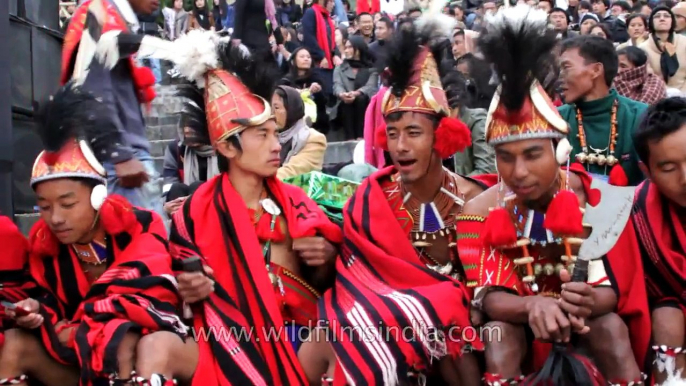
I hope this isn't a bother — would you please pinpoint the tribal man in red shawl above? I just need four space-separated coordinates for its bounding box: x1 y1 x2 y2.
0 84 193 386
456 6 651 386
318 7 491 385
93 27 344 385
0 216 39 345
631 97 686 384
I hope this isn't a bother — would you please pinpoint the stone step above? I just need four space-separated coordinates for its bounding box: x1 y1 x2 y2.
150 139 176 159
15 213 40 236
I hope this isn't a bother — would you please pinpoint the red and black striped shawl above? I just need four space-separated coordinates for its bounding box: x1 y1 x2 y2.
169 174 342 386
27 196 186 386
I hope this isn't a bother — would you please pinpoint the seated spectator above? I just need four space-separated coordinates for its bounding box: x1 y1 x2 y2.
189 0 214 30
162 91 219 215
163 0 189 40
272 86 327 179
335 25 349 60
640 6 686 93
277 0 303 25
590 22 614 41
674 2 686 36
301 0 341 99
368 16 393 68
617 14 649 49
355 12 376 44
280 47 331 134
615 46 667 104
441 68 496 176
332 36 378 140
579 13 600 34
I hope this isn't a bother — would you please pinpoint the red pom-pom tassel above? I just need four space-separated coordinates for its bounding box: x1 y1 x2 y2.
543 190 583 236
374 124 388 151
608 164 628 186
482 207 518 248
132 65 156 88
434 117 472 159
99 195 138 236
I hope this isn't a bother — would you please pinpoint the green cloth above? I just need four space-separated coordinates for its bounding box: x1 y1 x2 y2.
558 89 647 186
452 107 496 176
283 172 360 224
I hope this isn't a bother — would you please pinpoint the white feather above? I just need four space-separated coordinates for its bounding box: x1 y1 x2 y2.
414 0 456 40
659 355 686 386
485 4 549 34
94 30 122 71
165 29 222 88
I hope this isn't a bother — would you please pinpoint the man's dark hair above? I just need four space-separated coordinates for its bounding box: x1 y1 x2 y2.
453 28 465 38
357 12 373 21
560 35 618 86
384 111 441 128
539 0 554 8
217 135 243 173
617 46 648 67
591 0 609 9
633 97 686 166
590 22 613 39
579 0 592 10
377 16 394 29
612 1 631 12
408 7 423 17
550 7 569 18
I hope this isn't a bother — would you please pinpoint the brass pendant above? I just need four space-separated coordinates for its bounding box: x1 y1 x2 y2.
597 154 607 166
587 153 598 165
606 155 618 166
534 263 542 276
543 263 555 276
575 152 588 163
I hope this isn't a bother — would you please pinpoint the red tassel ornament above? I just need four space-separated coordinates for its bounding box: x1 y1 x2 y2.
375 124 388 151
608 164 628 186
433 117 472 159
482 207 518 248
132 66 157 104
543 190 583 236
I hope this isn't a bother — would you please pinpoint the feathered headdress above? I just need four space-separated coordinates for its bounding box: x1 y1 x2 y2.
31 82 109 188
377 0 472 159
94 29 281 145
479 5 570 155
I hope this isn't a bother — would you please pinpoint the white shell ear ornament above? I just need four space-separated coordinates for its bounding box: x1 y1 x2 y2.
90 184 108 211
556 137 573 165
260 198 281 216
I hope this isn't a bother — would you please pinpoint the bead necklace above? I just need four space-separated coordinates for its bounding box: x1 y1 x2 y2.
574 99 619 169
400 169 465 277
72 238 108 266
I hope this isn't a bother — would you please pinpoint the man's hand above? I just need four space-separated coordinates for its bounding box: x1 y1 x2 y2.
310 82 322 94
663 42 676 56
340 92 355 104
164 196 187 215
320 58 329 68
333 55 343 66
559 268 593 334
293 237 337 266
55 320 77 346
10 299 43 329
178 265 215 304
526 296 571 343
114 158 149 188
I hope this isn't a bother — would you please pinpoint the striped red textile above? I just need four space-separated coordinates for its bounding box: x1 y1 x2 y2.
27 196 185 386
169 174 341 386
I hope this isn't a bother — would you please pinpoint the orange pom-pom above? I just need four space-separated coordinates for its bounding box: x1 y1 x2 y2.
99 195 138 236
434 117 472 159
482 207 518 248
608 164 628 186
544 190 583 236
375 124 388 151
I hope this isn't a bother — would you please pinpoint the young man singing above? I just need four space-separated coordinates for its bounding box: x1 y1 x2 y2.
0 85 193 386
457 6 650 385
318 7 491 385
631 97 686 383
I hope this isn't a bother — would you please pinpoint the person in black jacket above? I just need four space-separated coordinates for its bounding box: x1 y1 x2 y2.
232 0 276 51
276 0 303 25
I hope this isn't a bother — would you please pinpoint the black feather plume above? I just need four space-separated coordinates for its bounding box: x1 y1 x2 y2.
217 44 281 101
176 82 211 146
34 82 116 152
441 67 470 110
383 25 422 97
477 7 558 112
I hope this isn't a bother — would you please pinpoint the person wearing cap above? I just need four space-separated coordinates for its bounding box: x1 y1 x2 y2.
93 28 345 384
639 5 686 93
457 6 649 385
672 1 686 36
0 84 193 386
558 35 647 186
579 12 600 34
320 4 490 385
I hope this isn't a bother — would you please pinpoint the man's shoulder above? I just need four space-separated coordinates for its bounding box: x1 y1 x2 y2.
617 93 648 113
461 184 499 218
557 103 576 118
